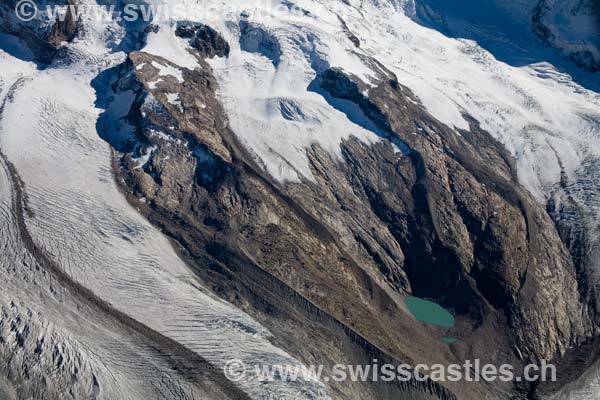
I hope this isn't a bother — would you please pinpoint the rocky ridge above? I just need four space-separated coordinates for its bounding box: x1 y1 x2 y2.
0 0 599 399
102 19 599 399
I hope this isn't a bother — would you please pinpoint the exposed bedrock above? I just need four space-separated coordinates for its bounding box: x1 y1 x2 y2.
99 23 600 400
0 0 78 63
175 21 231 59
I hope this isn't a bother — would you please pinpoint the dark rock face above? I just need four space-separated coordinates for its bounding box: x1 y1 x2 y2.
175 22 230 58
0 0 77 63
338 16 361 48
130 50 233 163
315 65 595 362
48 0 78 47
102 23 599 400
106 35 458 399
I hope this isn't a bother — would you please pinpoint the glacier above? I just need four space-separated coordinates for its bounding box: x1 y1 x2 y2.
0 0 599 398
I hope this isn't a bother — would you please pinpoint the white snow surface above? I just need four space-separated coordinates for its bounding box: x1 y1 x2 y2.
0 56 329 400
134 0 599 200
166 92 183 110
150 60 185 83
0 154 216 400
329 0 599 200
143 23 200 69
538 0 600 63
0 2 330 399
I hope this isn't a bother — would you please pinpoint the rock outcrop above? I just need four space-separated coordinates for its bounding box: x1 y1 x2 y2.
0 0 78 63
105 23 598 399
3 0 598 398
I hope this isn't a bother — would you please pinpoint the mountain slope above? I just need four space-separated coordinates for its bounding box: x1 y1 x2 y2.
0 0 599 399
